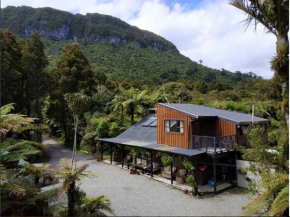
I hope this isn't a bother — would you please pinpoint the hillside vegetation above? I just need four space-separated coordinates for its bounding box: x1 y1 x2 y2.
1 6 261 86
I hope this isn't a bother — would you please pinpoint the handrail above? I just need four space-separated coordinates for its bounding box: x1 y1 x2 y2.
192 135 235 154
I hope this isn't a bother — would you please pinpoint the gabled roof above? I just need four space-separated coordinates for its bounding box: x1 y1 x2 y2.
159 103 268 125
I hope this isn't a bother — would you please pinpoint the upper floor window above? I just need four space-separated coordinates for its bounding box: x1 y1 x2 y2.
165 120 184 133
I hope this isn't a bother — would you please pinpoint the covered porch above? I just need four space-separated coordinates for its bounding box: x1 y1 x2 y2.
98 138 236 195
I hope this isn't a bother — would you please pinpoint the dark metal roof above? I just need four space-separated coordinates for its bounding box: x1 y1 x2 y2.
159 103 268 124
98 137 205 157
98 114 205 157
117 115 157 142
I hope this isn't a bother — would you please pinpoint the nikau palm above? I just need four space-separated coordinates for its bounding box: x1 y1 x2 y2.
229 0 289 122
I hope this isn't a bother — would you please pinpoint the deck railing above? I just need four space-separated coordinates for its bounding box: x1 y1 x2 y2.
192 135 236 154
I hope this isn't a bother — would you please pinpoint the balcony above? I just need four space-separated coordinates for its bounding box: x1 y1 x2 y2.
192 135 236 154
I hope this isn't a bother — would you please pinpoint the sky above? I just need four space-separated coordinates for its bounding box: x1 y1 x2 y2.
2 0 277 79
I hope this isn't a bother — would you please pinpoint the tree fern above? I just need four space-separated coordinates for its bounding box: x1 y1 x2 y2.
269 185 289 216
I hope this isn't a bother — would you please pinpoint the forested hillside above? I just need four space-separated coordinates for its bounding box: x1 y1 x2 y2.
1 6 261 86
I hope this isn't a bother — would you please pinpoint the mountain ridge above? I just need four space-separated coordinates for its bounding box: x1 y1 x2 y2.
1 6 177 52
1 6 261 86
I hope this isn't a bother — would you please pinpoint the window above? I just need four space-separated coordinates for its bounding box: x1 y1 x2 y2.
165 120 184 133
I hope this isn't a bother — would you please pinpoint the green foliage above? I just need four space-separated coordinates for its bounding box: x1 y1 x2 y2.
1 139 46 164
53 159 114 217
109 122 120 138
0 30 24 112
238 126 289 216
161 154 173 167
21 31 49 118
182 159 194 172
97 119 110 138
185 175 196 187
1 166 60 216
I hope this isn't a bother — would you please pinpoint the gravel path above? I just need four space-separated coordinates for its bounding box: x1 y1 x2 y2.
43 137 253 216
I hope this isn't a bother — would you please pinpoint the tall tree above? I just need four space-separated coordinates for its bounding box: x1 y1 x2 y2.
229 0 289 123
45 43 95 145
0 30 23 111
64 92 89 166
21 32 48 118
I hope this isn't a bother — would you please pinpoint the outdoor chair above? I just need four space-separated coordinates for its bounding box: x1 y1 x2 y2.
161 166 176 179
176 169 186 183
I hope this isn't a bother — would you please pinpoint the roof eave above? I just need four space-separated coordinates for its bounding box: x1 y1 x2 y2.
158 103 199 118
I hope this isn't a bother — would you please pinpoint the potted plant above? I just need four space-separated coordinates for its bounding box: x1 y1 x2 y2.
161 154 173 167
237 168 247 175
130 163 136 174
185 175 197 196
182 159 194 177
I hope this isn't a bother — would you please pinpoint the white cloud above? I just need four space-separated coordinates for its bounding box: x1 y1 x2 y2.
2 0 276 78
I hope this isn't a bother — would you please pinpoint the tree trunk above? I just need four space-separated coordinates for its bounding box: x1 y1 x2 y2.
130 106 134 125
68 181 76 217
121 105 124 121
276 34 289 57
71 116 78 167
276 34 289 125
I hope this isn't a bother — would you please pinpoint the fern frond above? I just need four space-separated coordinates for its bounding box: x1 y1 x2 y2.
0 200 14 214
0 103 15 115
269 185 289 216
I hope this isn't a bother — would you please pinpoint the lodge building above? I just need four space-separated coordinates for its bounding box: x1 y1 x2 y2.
98 103 268 194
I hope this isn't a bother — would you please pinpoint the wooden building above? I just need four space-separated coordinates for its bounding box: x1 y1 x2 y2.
99 103 268 195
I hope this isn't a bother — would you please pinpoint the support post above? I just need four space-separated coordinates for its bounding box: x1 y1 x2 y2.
213 157 217 194
229 153 233 185
220 137 222 152
214 137 216 154
150 151 153 177
121 145 124 168
194 158 198 196
170 155 174 185
110 144 113 164
100 142 103 161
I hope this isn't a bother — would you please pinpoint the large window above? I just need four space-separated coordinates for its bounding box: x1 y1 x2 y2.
164 120 184 133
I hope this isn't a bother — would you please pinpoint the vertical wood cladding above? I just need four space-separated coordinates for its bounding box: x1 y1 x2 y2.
157 105 239 149
215 119 237 136
157 105 192 149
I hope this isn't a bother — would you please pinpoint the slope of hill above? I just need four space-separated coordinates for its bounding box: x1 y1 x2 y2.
1 6 261 86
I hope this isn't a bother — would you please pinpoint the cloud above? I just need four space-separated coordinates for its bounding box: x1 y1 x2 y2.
2 0 276 78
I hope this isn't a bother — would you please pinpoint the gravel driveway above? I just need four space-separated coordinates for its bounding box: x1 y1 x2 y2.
43 137 253 216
